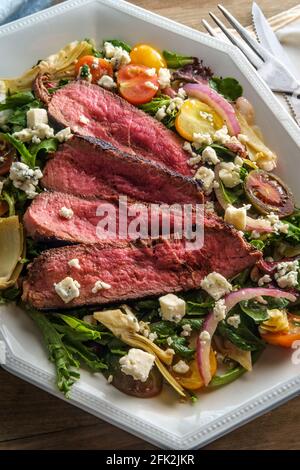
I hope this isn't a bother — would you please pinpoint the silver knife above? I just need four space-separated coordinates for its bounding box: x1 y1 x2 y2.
252 1 300 126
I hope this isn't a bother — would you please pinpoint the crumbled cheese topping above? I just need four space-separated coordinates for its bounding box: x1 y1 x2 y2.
200 272 232 300
258 274 272 287
92 280 112 293
119 348 155 382
199 111 213 122
193 132 213 146
9 162 43 199
227 314 241 329
68 258 81 269
98 74 117 90
59 206 74 219
199 330 211 342
218 161 241 188
274 260 299 288
201 146 219 165
79 114 90 124
224 205 249 231
194 166 215 194
157 68 171 88
107 374 113 384
177 87 187 99
159 293 186 323
27 108 48 128
145 68 156 77
213 125 230 144
55 127 73 143
180 323 192 337
139 321 150 338
213 299 227 321
266 212 289 234
144 81 159 91
13 123 55 143
204 201 215 214
148 332 158 342
155 105 167 121
103 42 131 69
54 277 80 303
166 336 173 345
173 360 190 374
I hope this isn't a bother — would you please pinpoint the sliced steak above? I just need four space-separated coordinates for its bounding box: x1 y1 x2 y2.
42 136 203 205
24 191 190 244
22 224 261 310
47 80 192 175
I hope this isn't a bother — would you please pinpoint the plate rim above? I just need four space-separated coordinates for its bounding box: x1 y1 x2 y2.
0 0 300 450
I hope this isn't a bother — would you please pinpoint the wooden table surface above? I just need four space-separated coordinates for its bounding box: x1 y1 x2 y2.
1 0 300 451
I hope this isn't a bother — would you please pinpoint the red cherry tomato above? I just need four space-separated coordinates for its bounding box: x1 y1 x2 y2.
75 56 113 83
117 64 159 105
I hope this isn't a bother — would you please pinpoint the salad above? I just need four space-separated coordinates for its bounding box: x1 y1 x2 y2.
0 38 300 402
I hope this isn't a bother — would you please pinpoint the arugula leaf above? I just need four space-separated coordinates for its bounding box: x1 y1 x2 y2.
103 39 132 53
28 310 80 396
162 50 195 69
139 95 171 115
219 180 239 205
209 77 243 101
55 314 103 341
240 166 248 181
1 190 16 216
250 239 265 251
209 350 262 387
0 286 20 305
29 137 58 159
0 91 35 111
64 340 107 372
0 133 35 167
48 79 71 94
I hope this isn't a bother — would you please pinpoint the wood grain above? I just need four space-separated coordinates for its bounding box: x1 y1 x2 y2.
1 0 299 451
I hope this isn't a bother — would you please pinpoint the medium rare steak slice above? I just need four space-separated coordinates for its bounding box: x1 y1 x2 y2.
22 224 261 310
47 80 192 175
42 136 203 205
24 191 190 244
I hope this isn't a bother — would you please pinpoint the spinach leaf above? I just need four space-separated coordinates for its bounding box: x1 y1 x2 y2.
55 314 104 341
162 50 195 69
0 91 35 111
186 300 213 315
103 39 132 53
28 309 80 396
209 77 243 101
264 297 290 310
217 318 265 351
239 299 269 323
180 317 204 331
150 321 176 337
168 335 195 359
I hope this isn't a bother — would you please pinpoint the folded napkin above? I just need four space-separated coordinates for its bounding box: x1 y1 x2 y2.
0 0 51 25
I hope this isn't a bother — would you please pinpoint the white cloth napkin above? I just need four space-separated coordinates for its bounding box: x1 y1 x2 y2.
276 19 300 80
0 0 23 24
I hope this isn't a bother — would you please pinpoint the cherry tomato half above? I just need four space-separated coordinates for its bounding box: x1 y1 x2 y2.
245 169 294 218
260 315 300 348
172 350 217 391
75 56 113 83
130 44 166 70
117 64 159 105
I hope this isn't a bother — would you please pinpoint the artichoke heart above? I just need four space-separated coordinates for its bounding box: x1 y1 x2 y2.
0 40 93 92
236 110 277 171
93 308 186 397
259 309 290 334
0 216 24 288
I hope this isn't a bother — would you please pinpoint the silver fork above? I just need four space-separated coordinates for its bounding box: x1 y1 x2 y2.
202 4 300 99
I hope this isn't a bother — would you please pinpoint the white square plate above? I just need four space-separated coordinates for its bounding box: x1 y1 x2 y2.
0 0 300 450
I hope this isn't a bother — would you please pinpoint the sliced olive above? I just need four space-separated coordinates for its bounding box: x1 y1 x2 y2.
111 365 163 398
0 140 15 176
0 201 8 216
244 170 294 218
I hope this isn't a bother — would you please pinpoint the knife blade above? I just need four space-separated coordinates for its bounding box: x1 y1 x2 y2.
252 2 300 126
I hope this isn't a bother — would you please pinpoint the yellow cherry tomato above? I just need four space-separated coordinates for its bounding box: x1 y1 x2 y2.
130 44 167 70
173 350 217 391
175 98 224 142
